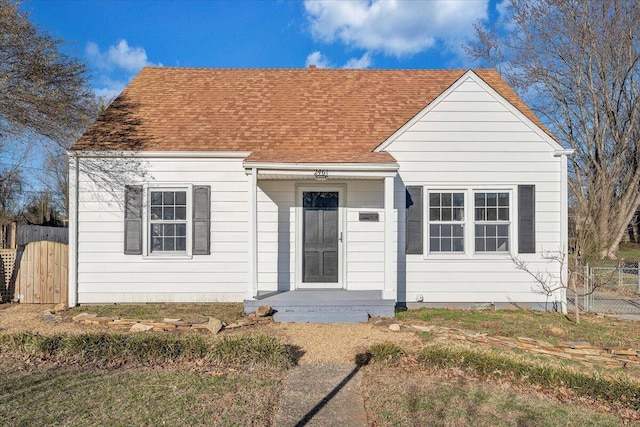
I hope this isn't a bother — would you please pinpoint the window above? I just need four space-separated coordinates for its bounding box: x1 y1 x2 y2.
474 192 510 252
149 190 187 253
123 185 210 256
428 192 465 253
404 186 533 257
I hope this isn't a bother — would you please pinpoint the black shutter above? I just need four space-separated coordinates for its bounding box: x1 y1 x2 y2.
406 186 423 254
193 186 211 255
124 185 143 255
518 185 536 253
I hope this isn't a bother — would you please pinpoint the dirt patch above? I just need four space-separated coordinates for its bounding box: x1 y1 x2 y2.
256 322 422 364
361 360 638 426
0 304 104 334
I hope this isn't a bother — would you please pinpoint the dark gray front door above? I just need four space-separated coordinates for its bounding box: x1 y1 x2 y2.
303 191 339 283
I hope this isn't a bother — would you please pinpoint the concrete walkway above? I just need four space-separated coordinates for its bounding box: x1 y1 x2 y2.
274 362 369 427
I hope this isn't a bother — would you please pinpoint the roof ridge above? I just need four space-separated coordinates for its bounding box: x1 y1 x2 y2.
140 66 477 72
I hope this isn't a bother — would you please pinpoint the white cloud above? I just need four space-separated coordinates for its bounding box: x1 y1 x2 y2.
305 51 332 68
86 39 156 72
343 52 372 69
93 77 127 102
86 39 160 102
304 0 488 58
305 51 373 69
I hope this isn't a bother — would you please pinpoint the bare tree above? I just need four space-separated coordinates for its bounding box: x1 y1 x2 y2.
0 0 95 144
512 252 599 324
467 0 640 259
0 0 97 220
0 166 23 221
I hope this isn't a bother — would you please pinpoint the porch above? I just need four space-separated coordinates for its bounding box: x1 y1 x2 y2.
244 290 396 323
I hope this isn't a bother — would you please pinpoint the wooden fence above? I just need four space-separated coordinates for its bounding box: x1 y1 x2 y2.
17 224 68 246
13 241 68 304
0 249 16 301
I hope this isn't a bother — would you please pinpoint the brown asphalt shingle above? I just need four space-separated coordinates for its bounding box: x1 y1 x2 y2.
74 67 552 163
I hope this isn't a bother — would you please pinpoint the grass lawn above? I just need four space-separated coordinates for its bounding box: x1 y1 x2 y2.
616 243 640 260
396 307 640 348
0 363 282 427
362 364 633 427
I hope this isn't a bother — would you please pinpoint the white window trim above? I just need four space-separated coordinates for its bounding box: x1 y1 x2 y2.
426 190 467 255
422 185 518 259
473 189 513 254
142 183 193 259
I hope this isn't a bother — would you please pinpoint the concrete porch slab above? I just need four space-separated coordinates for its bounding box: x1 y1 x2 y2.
244 290 395 323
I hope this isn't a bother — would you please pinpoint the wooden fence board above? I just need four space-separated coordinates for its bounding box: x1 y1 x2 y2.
14 241 68 304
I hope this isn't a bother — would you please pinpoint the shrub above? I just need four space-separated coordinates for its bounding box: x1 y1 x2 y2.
0 332 293 369
369 342 404 364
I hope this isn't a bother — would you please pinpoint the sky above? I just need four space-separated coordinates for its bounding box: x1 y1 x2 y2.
9 0 506 201
20 0 506 100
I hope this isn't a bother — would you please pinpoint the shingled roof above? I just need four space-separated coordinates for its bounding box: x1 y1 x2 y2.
73 67 550 163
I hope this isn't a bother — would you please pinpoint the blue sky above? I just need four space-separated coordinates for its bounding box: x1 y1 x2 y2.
21 0 504 100
9 0 505 199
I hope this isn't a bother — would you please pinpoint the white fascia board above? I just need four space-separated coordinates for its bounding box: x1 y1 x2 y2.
255 169 398 179
375 70 564 153
243 162 399 172
68 151 251 159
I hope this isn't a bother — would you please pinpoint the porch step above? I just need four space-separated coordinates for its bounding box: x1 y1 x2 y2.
244 290 396 323
274 310 369 323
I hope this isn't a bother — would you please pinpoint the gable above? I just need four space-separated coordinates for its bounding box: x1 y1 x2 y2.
377 70 561 154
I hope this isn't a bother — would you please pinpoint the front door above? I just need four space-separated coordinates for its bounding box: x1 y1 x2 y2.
301 190 342 288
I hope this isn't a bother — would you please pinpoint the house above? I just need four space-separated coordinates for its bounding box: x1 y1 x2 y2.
68 67 572 321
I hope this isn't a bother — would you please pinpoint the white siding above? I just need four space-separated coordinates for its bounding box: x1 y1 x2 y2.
386 75 564 306
76 157 249 303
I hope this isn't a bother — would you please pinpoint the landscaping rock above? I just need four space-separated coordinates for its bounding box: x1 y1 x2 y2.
207 317 223 334
255 305 273 317
412 325 435 332
72 312 97 322
388 323 401 332
54 303 67 313
130 323 153 333
43 312 62 323
548 326 566 336
163 318 181 323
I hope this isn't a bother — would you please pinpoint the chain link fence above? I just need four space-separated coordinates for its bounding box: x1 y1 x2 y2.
575 260 640 314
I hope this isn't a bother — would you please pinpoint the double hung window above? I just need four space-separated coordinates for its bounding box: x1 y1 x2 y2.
149 190 188 253
123 184 211 257
428 192 465 253
474 192 510 252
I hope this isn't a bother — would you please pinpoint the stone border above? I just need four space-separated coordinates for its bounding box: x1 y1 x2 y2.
70 306 274 334
411 324 640 368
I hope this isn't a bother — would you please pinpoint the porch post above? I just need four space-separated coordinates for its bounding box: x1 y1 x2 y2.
383 175 395 300
247 167 258 299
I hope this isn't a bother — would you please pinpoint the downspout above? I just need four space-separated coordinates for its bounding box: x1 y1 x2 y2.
555 149 574 314
248 167 258 299
67 152 80 307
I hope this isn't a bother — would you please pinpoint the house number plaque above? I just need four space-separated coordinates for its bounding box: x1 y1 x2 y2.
314 169 328 179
